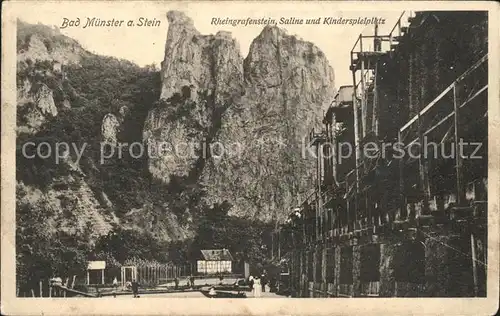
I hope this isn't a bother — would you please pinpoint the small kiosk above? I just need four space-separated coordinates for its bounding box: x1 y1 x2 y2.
87 260 106 285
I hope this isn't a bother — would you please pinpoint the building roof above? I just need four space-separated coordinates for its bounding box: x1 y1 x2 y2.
87 261 106 270
334 85 354 105
200 249 233 261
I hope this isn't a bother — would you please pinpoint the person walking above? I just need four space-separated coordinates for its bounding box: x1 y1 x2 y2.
189 275 195 289
131 279 140 298
252 277 262 298
261 272 267 293
112 277 118 298
248 275 254 291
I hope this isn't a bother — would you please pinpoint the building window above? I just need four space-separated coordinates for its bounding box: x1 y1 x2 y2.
360 243 381 282
340 246 353 284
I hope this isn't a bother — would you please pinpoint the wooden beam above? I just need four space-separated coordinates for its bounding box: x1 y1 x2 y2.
361 58 367 138
454 85 465 204
398 131 406 220
372 62 378 136
471 233 479 296
351 69 360 233
417 78 430 215
404 84 488 147
401 54 488 133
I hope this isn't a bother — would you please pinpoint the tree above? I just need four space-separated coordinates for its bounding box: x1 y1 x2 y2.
93 228 168 263
16 190 91 296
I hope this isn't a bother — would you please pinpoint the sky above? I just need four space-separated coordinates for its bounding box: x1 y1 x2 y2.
12 1 407 87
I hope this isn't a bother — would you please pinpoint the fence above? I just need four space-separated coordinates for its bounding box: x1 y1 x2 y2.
120 263 192 287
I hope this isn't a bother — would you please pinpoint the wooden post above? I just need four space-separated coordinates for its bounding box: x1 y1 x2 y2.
31 289 35 298
101 269 105 285
372 62 378 136
40 280 43 297
398 131 405 220
471 233 479 296
87 270 90 285
453 85 465 204
331 113 338 185
71 275 76 289
417 81 431 217
316 144 321 242
278 230 281 260
352 65 361 232
360 49 366 138
49 283 52 298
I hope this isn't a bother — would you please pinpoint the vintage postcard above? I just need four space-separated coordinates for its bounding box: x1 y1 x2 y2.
1 1 499 315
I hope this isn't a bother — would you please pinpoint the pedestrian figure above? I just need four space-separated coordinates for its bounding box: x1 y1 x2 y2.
174 277 179 290
112 277 118 298
131 280 139 298
248 275 254 290
189 275 195 288
253 277 262 298
261 272 267 293
208 286 216 298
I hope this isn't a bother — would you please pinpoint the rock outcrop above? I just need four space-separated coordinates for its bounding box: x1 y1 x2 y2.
16 20 190 245
144 11 335 221
160 11 244 101
101 113 121 145
122 203 193 242
17 20 86 65
18 83 58 134
16 176 117 244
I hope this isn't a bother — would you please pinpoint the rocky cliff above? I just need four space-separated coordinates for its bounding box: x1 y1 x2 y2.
16 11 336 250
144 11 335 221
16 21 116 244
16 20 188 246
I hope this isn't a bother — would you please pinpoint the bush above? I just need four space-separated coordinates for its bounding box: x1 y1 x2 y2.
93 228 169 264
16 196 91 294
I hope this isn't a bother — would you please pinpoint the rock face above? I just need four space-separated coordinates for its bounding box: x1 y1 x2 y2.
144 11 335 221
160 11 244 101
16 20 190 245
16 176 116 244
101 113 121 145
18 83 58 134
17 21 86 65
16 21 87 134
122 203 192 242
